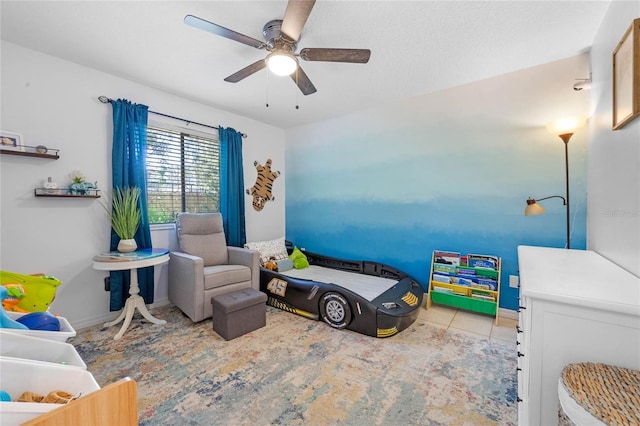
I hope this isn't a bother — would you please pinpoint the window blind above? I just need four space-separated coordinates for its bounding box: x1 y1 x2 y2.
146 126 220 224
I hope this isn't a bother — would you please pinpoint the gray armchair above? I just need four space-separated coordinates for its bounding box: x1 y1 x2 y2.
168 212 259 322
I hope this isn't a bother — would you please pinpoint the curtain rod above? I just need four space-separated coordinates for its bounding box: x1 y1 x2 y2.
98 96 247 138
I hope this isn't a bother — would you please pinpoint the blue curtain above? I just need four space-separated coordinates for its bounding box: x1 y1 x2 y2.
219 127 246 247
109 99 154 311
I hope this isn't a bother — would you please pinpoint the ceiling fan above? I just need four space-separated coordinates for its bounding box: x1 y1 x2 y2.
184 0 371 95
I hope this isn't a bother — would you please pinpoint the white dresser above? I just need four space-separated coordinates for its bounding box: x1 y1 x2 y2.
516 245 640 426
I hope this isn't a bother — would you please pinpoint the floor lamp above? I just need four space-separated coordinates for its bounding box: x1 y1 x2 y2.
525 116 586 250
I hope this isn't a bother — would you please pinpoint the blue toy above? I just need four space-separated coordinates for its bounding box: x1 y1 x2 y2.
0 390 11 402
0 287 28 330
16 311 60 331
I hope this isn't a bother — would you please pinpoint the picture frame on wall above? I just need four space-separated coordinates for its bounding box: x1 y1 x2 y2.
0 130 25 152
613 18 640 130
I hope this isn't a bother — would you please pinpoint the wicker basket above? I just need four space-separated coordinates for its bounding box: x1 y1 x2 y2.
558 362 640 425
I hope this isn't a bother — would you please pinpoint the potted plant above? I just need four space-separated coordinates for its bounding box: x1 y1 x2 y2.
107 186 141 252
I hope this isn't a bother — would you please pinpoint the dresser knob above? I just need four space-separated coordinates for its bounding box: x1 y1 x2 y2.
516 326 522 333
517 351 525 357
517 397 523 403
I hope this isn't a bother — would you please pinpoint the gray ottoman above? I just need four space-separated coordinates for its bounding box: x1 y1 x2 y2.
211 288 267 340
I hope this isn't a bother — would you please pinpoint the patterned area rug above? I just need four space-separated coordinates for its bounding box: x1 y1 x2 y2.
72 304 517 425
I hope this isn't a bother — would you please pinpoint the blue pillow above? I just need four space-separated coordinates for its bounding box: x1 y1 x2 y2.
276 258 294 272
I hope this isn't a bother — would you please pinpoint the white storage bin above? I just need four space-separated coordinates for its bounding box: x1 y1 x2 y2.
5 311 76 342
0 330 86 369
0 358 100 426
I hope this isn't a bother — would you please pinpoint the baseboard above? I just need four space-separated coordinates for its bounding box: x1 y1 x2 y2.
72 313 119 331
423 292 519 321
72 298 173 331
150 297 171 309
499 308 518 321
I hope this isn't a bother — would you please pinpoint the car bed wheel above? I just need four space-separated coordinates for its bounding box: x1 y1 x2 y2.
320 292 351 329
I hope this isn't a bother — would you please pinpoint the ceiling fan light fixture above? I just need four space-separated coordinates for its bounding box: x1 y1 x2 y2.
185 0 371 95
266 50 298 76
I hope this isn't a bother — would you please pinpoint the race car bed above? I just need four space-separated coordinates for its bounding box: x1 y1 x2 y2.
259 251 423 338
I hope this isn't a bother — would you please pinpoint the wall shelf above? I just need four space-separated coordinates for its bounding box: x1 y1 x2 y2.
1 146 60 159
34 188 101 198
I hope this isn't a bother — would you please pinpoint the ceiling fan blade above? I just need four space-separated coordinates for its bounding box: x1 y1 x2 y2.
290 66 317 95
224 60 267 83
185 15 266 50
280 0 316 42
300 48 371 63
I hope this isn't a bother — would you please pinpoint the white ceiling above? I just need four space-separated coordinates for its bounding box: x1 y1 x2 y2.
0 1 610 129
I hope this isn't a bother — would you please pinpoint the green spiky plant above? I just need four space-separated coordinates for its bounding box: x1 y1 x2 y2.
109 186 141 240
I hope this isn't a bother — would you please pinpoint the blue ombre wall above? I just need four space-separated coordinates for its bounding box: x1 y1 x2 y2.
285 55 590 311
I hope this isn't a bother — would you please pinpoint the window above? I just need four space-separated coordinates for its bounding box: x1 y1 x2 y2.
146 125 220 224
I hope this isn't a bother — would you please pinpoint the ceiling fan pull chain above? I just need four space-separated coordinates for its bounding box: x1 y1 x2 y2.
295 68 300 110
265 68 270 108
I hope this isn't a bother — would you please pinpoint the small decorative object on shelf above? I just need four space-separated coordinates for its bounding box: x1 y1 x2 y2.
43 177 58 194
68 170 85 184
67 170 98 195
0 130 23 151
68 181 98 195
426 250 502 324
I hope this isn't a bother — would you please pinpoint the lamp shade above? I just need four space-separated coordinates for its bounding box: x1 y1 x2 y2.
525 198 546 216
266 50 298 76
545 116 587 137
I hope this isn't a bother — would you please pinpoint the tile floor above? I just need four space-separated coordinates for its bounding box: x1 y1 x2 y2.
422 303 518 346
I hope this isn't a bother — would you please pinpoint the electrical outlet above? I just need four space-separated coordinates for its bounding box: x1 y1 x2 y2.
509 275 519 288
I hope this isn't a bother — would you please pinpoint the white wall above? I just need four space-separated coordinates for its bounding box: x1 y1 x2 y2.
0 41 286 329
588 2 640 276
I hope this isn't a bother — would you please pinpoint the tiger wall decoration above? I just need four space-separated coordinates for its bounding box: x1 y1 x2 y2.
247 159 280 211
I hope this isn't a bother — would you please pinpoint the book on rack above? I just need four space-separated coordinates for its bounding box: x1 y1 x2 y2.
467 254 499 270
432 274 452 284
433 263 457 275
471 289 496 301
434 251 460 266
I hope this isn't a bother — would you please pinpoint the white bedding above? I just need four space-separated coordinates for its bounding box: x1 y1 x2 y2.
280 265 397 302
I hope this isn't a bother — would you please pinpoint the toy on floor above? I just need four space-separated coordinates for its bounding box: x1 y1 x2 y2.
0 286 28 329
1 270 62 312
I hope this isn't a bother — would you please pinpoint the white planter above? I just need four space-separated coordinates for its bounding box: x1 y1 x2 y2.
117 238 137 252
